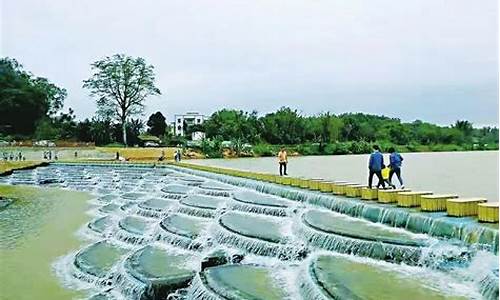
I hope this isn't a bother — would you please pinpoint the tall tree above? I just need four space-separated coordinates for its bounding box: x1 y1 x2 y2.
83 54 161 146
147 111 167 137
0 57 66 135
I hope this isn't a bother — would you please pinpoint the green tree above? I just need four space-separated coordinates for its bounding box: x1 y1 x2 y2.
260 107 305 144
0 57 66 135
83 54 161 146
147 111 167 137
204 109 260 143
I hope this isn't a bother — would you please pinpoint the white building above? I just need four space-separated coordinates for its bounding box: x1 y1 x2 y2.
173 112 207 137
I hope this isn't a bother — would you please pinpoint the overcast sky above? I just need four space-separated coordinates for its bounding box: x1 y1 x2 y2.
1 0 498 126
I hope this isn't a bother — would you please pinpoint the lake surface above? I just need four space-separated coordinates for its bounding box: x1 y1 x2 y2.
190 151 499 202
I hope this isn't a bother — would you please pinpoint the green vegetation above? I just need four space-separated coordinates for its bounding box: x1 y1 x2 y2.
0 58 67 137
1 56 497 156
198 108 498 156
0 161 47 175
83 54 161 146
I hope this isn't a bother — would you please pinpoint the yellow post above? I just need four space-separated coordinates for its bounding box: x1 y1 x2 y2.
361 188 378 200
299 178 310 189
447 198 487 217
345 184 365 198
308 178 324 190
378 189 411 203
290 177 302 187
397 191 433 207
421 194 459 212
478 203 499 223
281 177 292 185
319 181 335 193
331 181 347 193
333 182 355 195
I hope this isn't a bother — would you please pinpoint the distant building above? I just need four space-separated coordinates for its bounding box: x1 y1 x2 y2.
173 112 207 137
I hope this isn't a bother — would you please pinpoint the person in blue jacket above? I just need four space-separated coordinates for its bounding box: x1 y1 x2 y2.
388 147 404 188
368 145 385 189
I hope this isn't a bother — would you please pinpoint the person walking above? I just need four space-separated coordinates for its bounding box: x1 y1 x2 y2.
388 147 404 188
278 148 288 176
368 145 385 189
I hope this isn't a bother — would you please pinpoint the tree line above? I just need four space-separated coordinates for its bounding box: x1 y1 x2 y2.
1 56 498 155
198 108 498 156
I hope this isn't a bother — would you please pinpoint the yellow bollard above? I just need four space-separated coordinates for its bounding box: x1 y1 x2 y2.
345 184 366 198
319 181 335 193
299 178 310 189
281 177 292 185
420 194 459 212
377 189 411 203
333 182 355 195
447 198 487 217
290 177 302 187
267 174 278 183
397 191 433 207
361 188 378 200
478 203 499 223
308 178 324 190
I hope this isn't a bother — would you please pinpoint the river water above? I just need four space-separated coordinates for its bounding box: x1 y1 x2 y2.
189 151 499 202
0 161 497 299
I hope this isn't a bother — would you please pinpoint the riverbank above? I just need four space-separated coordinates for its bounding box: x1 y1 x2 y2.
0 161 49 176
2 141 498 161
248 142 499 158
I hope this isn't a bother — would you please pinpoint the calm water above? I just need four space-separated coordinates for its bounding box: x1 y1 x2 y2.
190 151 499 202
0 185 91 300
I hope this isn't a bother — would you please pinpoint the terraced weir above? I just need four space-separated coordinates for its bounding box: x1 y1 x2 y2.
0 162 497 300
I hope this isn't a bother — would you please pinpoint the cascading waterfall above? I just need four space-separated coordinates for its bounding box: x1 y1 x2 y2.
480 269 499 300
2 162 496 299
296 218 422 265
183 273 220 300
213 220 306 260
171 165 499 253
229 201 288 217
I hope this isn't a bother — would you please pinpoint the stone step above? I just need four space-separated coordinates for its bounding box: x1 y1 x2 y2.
397 191 433 207
332 182 357 195
420 194 459 212
361 188 378 200
345 184 366 198
378 189 411 203
447 198 487 217
478 202 499 223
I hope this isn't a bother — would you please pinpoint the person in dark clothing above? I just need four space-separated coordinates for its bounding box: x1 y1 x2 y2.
388 147 405 188
368 145 385 189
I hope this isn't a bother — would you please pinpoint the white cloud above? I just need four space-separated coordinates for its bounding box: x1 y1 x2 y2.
2 0 498 126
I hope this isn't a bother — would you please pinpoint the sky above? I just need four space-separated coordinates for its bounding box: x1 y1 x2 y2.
1 0 498 127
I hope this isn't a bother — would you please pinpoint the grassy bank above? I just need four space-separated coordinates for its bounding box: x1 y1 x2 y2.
0 161 48 175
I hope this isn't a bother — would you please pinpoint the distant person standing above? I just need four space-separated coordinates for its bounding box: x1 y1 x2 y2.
388 147 404 188
278 148 288 176
368 145 385 189
177 149 182 161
